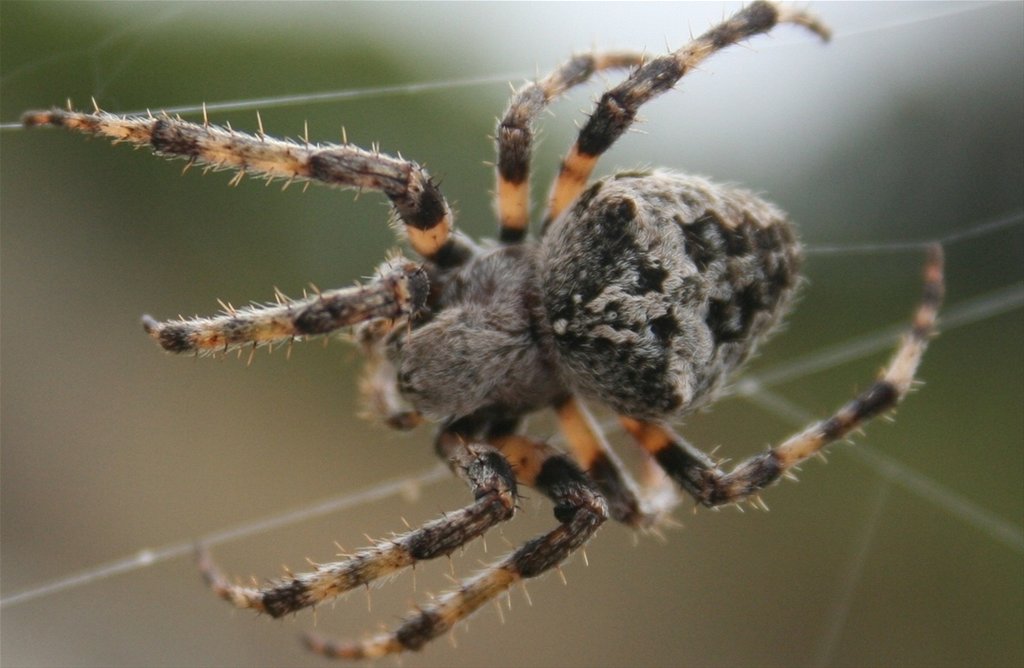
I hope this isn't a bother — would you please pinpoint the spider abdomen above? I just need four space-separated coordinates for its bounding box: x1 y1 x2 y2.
539 171 802 419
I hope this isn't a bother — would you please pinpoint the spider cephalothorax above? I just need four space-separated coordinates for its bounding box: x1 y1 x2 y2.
24 1 943 660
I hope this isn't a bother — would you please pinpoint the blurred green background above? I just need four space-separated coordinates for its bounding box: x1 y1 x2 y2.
2 3 1021 667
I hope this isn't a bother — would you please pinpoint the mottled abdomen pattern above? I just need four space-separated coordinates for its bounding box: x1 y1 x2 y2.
539 171 801 419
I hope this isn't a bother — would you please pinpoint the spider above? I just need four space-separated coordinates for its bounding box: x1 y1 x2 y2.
23 1 944 661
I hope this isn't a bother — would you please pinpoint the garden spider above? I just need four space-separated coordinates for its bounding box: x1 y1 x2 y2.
23 1 944 661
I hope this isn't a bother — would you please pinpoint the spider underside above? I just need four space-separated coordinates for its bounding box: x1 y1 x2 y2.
24 2 945 661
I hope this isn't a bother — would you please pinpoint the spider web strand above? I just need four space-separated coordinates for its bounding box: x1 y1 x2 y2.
0 72 527 131
740 388 1024 554
804 209 1023 255
0 464 449 609
739 282 1024 391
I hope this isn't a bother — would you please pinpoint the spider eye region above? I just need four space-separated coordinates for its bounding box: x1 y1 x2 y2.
539 170 802 419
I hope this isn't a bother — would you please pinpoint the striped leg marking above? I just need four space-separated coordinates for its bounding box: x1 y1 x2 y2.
623 245 944 507
22 107 472 265
541 0 830 229
496 51 646 243
555 396 672 527
305 439 607 659
141 261 429 356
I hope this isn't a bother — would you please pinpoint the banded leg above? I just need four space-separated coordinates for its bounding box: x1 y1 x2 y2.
197 433 517 618
305 437 607 660
22 107 472 266
623 245 944 507
142 261 429 355
496 51 646 242
555 396 673 527
542 0 830 229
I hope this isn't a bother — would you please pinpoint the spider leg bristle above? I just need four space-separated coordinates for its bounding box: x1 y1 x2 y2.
90 96 100 112
255 110 265 139
201 101 209 127
557 566 568 585
520 581 534 607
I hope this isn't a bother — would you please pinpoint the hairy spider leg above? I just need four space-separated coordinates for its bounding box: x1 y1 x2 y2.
496 51 646 243
197 432 518 618
622 245 944 507
304 435 607 660
140 261 429 355
21 108 474 267
540 0 830 231
555 396 676 528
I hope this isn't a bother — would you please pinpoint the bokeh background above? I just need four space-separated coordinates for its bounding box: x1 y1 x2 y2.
2 3 1021 667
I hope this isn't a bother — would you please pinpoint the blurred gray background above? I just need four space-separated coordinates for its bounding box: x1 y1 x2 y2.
2 3 1022 667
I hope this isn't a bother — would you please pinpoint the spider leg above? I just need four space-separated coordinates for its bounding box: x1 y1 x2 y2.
540 0 830 230
197 430 517 618
622 245 944 507
496 51 646 243
141 261 429 355
22 108 474 266
357 337 424 430
304 436 607 659
555 396 675 527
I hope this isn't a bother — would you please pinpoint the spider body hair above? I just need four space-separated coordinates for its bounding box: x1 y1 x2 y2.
392 170 799 424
